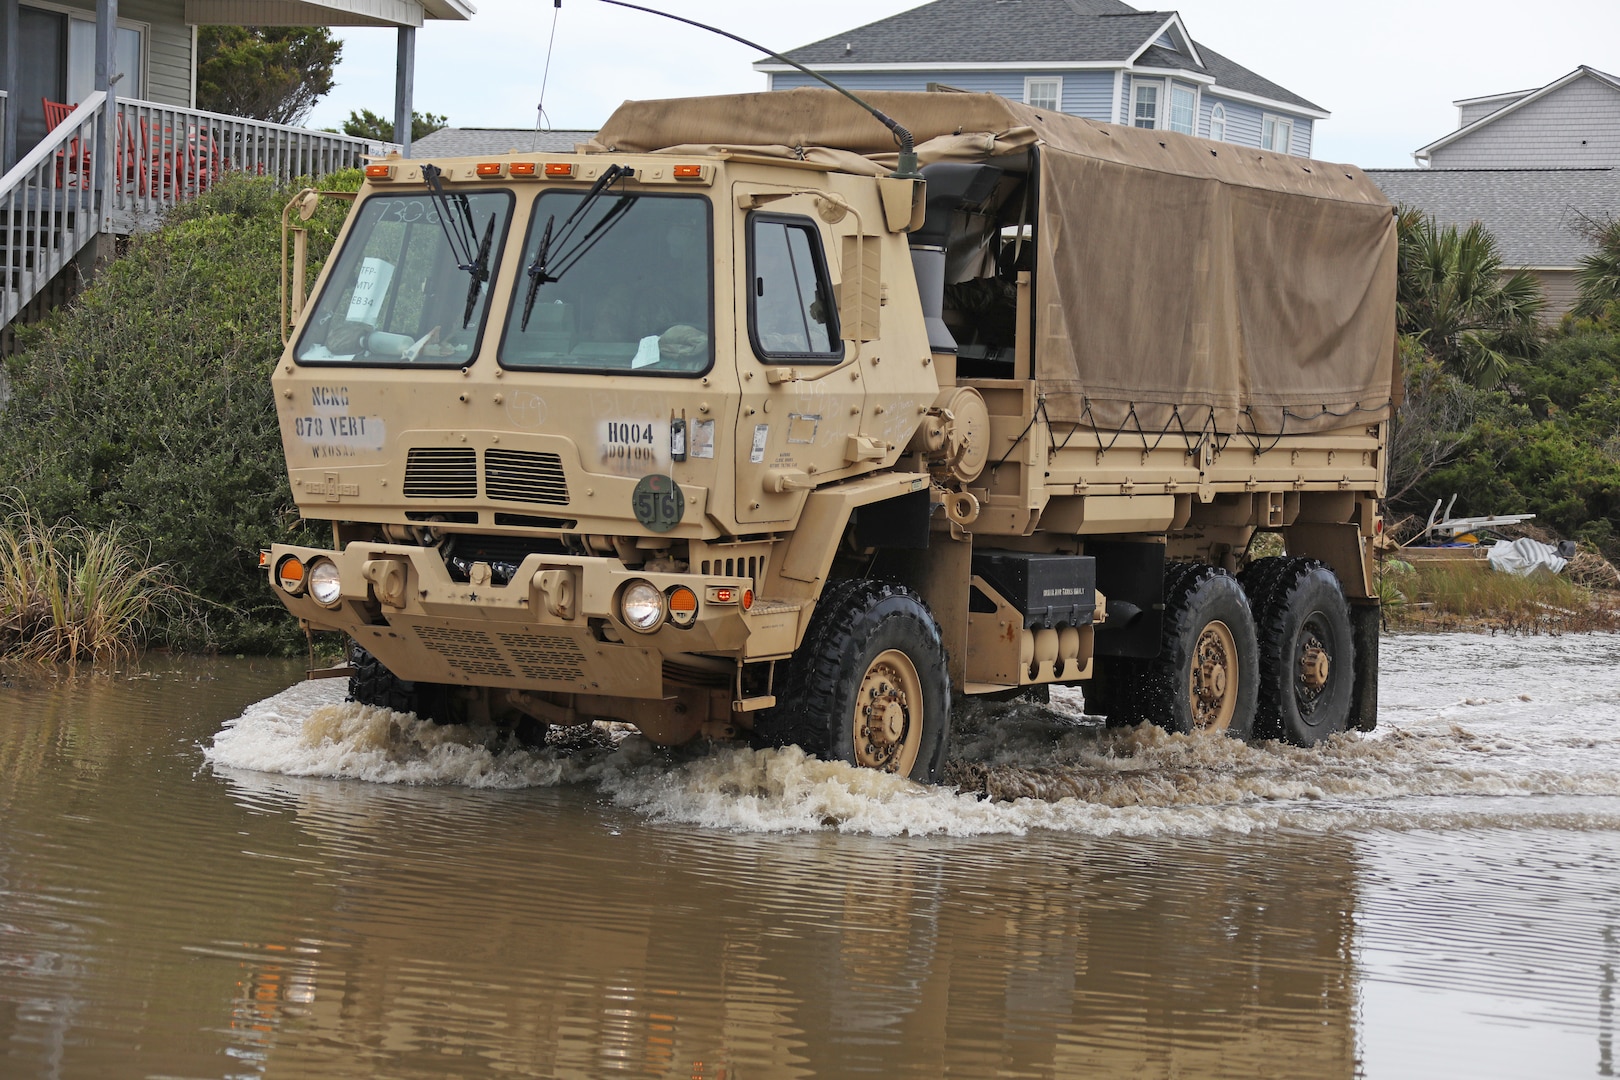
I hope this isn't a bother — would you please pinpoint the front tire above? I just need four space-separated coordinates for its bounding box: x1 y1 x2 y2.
1240 557 1355 746
347 640 456 724
754 580 951 783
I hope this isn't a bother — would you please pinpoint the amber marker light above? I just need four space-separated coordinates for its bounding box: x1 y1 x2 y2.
476 162 504 177
275 555 307 596
673 164 705 180
545 162 576 178
742 589 755 611
364 164 395 180
667 586 699 628
509 162 538 177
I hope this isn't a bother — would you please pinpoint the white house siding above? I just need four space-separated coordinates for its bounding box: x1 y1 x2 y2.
768 70 1116 120
1429 76 1620 168
50 0 191 106
1292 117 1313 156
1458 95 1525 128
1531 269 1581 322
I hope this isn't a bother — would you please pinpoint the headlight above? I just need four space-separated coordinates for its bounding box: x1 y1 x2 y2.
307 559 344 608
275 554 306 596
620 580 666 633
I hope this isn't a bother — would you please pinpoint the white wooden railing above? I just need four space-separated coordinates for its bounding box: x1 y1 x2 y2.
1 94 390 328
0 93 104 326
111 100 391 231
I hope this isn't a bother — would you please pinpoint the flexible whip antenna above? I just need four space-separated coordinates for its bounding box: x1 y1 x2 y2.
534 0 563 150
582 0 921 179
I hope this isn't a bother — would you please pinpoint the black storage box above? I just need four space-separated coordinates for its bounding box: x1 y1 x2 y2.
971 550 1097 629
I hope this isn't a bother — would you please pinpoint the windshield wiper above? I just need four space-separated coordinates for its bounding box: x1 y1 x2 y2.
520 163 632 330
421 162 496 328
519 213 557 330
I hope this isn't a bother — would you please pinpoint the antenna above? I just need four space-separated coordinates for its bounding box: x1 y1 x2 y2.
585 0 921 179
534 0 563 150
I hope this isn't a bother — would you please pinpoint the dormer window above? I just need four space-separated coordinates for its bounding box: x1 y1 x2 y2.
1133 81 1160 128
1024 77 1062 112
1169 84 1196 135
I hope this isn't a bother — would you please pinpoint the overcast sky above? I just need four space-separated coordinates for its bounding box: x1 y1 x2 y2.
303 0 1620 169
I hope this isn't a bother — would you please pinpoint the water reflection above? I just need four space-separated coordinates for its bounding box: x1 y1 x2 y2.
204 761 1362 1079
1 639 1619 1078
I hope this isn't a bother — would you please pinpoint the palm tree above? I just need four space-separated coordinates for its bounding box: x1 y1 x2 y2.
1396 208 1544 387
1572 217 1620 320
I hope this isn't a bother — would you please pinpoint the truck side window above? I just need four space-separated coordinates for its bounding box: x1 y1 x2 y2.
747 214 843 362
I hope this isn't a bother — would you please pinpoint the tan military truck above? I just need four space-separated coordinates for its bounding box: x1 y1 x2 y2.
265 89 1397 782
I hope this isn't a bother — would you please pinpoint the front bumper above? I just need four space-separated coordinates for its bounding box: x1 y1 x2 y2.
267 541 803 699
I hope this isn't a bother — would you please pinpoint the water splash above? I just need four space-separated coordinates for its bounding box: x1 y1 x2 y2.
205 633 1620 836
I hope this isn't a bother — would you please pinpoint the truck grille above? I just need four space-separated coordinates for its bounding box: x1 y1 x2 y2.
499 632 587 681
484 449 569 506
413 625 513 678
404 448 478 499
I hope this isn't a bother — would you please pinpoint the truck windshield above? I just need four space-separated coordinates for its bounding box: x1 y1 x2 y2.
499 191 713 376
295 191 514 366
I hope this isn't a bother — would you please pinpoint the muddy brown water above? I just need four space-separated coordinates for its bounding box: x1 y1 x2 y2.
3 633 1619 1079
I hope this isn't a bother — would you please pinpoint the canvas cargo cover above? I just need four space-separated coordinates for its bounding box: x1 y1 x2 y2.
590 89 1398 435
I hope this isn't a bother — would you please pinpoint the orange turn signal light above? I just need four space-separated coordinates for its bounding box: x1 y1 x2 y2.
509 162 537 177
667 586 699 628
742 589 755 611
545 162 576 178
275 554 307 596
364 164 395 180
476 162 504 177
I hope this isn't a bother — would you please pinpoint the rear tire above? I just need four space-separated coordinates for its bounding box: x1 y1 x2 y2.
754 580 951 783
1240 557 1355 746
1133 563 1258 739
347 640 456 724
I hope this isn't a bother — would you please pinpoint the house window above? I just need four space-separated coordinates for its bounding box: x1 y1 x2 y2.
1024 77 1062 112
1263 114 1295 154
66 20 144 102
1209 103 1227 141
1169 84 1195 135
1133 81 1160 129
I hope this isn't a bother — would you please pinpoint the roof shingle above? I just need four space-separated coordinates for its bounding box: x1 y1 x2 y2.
1367 168 1620 268
773 0 1320 112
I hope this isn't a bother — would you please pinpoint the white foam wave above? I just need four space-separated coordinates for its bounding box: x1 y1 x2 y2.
204 633 1620 837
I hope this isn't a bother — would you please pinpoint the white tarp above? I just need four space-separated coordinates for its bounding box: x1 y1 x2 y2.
1487 537 1568 576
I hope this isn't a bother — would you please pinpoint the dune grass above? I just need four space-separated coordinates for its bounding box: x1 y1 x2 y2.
0 500 193 663
1381 558 1618 632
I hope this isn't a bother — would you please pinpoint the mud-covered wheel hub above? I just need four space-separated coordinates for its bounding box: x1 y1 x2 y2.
1300 639 1331 692
1190 620 1239 732
855 649 924 775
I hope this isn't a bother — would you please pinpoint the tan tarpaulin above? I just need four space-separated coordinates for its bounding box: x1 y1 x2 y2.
590 89 1398 435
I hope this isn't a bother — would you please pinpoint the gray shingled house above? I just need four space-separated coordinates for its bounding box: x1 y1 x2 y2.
1370 65 1620 321
758 0 1325 156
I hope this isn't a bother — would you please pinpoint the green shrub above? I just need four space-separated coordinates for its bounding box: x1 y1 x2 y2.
0 174 352 652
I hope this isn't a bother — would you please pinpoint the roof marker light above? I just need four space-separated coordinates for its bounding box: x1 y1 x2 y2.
476 162 504 177
509 162 538 177
545 162 576 178
673 164 705 180
364 164 395 180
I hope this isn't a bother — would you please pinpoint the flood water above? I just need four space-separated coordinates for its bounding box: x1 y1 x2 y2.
3 633 1620 1079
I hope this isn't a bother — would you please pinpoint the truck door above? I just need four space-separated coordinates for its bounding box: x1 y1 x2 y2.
732 189 866 525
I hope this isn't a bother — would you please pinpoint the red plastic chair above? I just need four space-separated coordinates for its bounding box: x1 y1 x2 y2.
42 98 88 187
